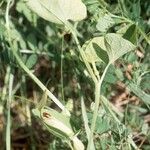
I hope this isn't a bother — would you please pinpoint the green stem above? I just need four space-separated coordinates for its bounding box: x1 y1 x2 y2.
66 22 110 149
87 63 110 149
12 50 70 115
5 2 12 148
67 23 98 84
92 62 100 80
66 22 98 149
110 14 132 24
6 72 14 150
5 0 11 30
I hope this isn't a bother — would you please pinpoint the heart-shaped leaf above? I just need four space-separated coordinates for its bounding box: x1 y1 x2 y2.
26 0 87 24
104 33 136 63
83 33 135 64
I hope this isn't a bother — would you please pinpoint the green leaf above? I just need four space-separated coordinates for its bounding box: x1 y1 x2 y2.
83 34 135 65
104 33 136 63
123 24 137 44
82 37 107 63
104 73 117 84
95 116 110 134
115 68 124 81
27 33 37 50
103 65 117 83
96 14 115 32
132 0 141 20
33 105 84 149
117 24 131 34
32 107 73 139
16 1 33 22
26 0 87 24
25 54 38 69
92 43 109 64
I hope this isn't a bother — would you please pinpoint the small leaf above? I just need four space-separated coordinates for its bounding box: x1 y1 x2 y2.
26 54 38 69
115 68 124 81
96 14 115 32
123 24 137 44
27 33 37 50
104 66 117 83
104 33 136 63
26 0 87 24
132 0 141 20
95 117 110 134
16 1 33 22
104 73 118 84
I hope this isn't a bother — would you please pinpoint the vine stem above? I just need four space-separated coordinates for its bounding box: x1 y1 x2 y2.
67 22 111 149
87 63 110 150
12 50 70 115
